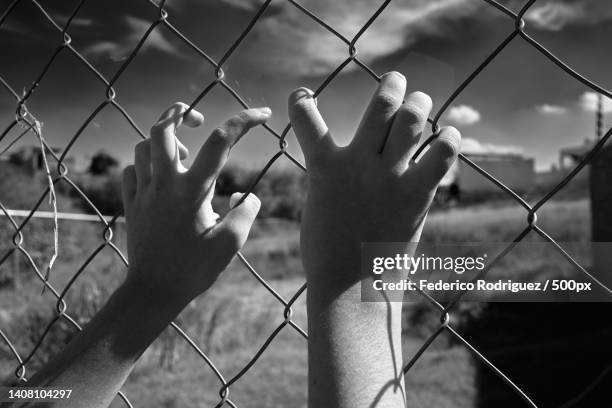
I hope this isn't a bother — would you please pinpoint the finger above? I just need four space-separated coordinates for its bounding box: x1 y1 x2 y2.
188 108 271 187
135 138 188 185
408 126 461 191
230 193 240 208
351 71 406 154
202 179 216 204
383 91 432 170
150 102 204 179
177 138 189 161
134 140 151 191
214 192 261 251
121 165 137 205
288 87 334 166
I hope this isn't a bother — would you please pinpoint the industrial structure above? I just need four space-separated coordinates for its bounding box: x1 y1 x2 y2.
454 151 535 194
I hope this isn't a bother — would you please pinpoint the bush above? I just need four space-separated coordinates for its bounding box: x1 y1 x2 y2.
217 166 306 221
0 162 46 209
72 173 123 215
88 151 119 176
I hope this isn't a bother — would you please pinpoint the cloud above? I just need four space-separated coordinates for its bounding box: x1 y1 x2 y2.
579 92 612 114
51 14 94 28
83 42 127 62
217 0 267 11
170 0 283 15
525 2 580 31
237 0 477 76
461 138 524 156
0 21 31 37
446 105 481 126
536 104 568 115
525 0 612 31
83 16 180 62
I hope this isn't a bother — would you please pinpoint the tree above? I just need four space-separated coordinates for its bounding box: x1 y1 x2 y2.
88 151 119 175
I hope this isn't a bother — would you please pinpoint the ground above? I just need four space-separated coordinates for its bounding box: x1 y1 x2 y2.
0 198 601 408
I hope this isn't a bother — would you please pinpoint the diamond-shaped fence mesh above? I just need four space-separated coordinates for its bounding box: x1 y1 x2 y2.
0 0 611 407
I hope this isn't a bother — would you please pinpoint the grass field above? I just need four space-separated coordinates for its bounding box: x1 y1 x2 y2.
0 197 602 407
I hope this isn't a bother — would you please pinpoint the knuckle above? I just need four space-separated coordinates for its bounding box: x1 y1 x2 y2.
402 102 428 124
217 225 244 252
235 110 251 124
225 112 250 135
372 91 399 112
170 101 188 113
209 127 229 146
289 87 314 104
151 102 188 133
437 136 459 158
150 121 166 134
134 139 149 154
293 95 315 113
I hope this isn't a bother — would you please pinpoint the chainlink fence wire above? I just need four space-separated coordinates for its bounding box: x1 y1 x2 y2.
0 0 611 407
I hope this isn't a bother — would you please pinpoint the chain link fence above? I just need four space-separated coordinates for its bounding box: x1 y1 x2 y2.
1 0 611 407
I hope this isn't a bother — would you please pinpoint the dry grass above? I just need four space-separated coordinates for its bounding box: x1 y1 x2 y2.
1 198 593 407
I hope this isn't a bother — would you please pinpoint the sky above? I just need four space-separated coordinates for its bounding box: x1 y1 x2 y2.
1 0 611 172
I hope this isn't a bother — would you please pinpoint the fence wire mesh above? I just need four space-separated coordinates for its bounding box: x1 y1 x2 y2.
0 0 611 407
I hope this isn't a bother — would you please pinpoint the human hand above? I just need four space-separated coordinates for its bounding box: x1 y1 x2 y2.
121 103 270 308
288 72 460 290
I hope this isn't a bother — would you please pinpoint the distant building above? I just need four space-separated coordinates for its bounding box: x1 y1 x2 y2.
558 139 596 168
535 139 593 188
449 152 535 194
439 137 596 198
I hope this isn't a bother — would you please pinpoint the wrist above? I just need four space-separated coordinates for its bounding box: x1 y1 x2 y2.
304 238 420 298
307 275 404 321
120 272 189 319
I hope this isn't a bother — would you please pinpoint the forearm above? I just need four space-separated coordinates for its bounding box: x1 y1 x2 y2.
19 277 185 408
307 279 406 408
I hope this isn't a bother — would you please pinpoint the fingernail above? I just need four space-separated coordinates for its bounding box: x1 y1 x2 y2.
382 71 405 81
259 107 272 115
294 87 314 100
229 192 243 208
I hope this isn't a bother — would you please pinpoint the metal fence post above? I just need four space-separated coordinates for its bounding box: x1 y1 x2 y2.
590 142 612 286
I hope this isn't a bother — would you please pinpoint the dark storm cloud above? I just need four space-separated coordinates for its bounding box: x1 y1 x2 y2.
524 0 612 31
1 0 609 170
81 16 182 62
210 0 483 77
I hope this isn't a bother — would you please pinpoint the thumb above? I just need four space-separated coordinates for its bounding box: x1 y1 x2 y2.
216 192 261 249
288 87 334 165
